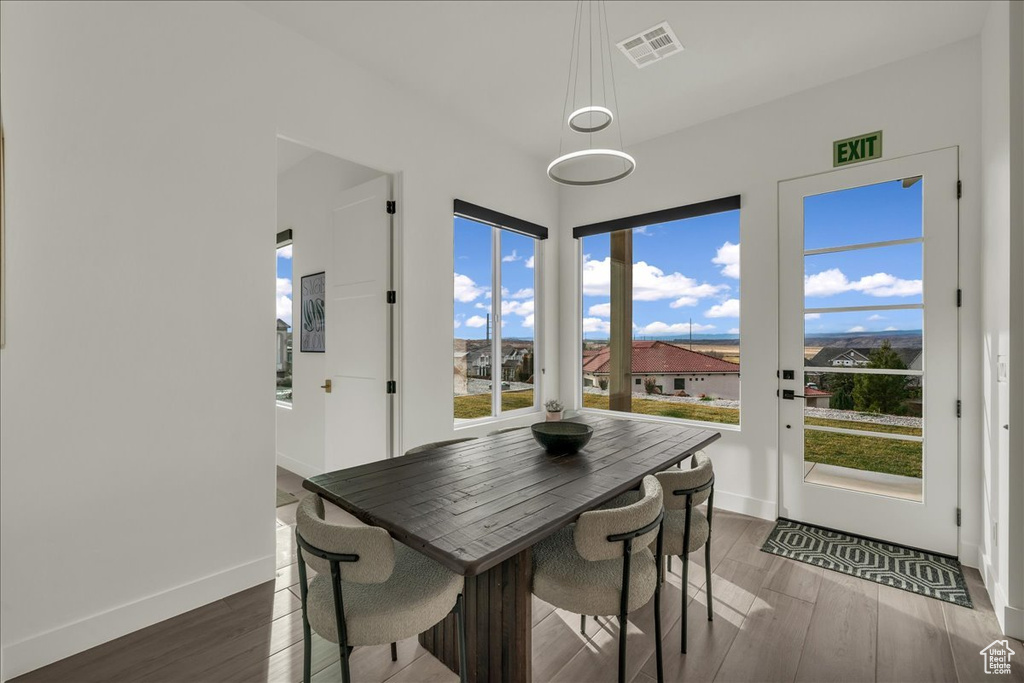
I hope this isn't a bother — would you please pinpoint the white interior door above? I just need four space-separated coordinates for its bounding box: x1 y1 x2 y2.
324 175 392 470
779 148 960 556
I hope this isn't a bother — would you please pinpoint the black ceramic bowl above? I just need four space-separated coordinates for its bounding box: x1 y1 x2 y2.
531 422 594 455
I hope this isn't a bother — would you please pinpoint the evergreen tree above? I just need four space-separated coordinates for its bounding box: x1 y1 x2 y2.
852 341 910 414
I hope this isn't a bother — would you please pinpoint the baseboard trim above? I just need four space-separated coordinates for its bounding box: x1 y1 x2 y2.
1 554 275 681
276 452 321 480
959 541 981 569
980 550 1024 639
713 489 776 521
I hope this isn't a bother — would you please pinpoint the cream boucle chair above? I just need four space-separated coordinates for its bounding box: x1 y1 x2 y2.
295 495 466 683
404 437 477 456
531 475 666 683
654 451 715 654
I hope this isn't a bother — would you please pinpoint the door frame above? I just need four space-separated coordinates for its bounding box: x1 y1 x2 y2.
775 147 961 556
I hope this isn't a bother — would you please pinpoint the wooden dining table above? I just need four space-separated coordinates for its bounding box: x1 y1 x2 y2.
303 414 721 682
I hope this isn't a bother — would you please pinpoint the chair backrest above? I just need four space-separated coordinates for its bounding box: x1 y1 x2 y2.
574 475 664 561
404 437 477 456
655 451 713 510
295 495 395 583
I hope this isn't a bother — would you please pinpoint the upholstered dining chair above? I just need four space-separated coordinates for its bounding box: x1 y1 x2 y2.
654 451 715 654
295 495 467 683
404 437 477 456
531 475 666 683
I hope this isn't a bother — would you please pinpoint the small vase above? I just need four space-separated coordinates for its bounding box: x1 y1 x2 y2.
546 410 563 421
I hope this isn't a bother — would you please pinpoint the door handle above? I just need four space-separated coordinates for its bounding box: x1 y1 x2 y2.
321 379 332 393
781 389 806 400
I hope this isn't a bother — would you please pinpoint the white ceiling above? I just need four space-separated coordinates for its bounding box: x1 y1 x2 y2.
277 138 316 174
248 1 990 159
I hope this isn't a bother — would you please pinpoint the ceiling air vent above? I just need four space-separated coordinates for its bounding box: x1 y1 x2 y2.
616 21 683 69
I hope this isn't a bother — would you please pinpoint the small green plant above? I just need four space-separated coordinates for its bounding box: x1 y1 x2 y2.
598 377 608 390
643 376 658 394
699 394 713 402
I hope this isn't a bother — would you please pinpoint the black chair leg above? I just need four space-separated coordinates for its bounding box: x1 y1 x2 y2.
456 594 468 683
618 613 628 683
705 539 714 621
580 614 587 634
680 553 689 654
654 577 664 683
302 622 311 683
391 641 398 662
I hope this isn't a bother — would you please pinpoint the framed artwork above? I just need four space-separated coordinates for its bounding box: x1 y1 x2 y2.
300 271 325 353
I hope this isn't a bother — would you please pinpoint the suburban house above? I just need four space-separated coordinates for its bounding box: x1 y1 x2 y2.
582 340 741 399
1 2 1021 683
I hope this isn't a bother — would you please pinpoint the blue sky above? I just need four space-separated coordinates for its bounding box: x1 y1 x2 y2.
573 179 924 339
276 244 293 329
454 218 536 340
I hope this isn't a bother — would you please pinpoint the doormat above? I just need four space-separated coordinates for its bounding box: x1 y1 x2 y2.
761 519 972 608
276 489 298 508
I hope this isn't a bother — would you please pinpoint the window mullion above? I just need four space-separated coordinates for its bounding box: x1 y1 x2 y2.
493 227 502 417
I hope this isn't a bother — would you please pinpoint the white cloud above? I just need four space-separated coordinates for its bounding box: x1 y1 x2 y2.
525 255 535 269
712 241 740 279
501 299 534 318
453 319 461 329
884 326 898 331
633 226 652 236
804 313 821 320
454 273 487 302
728 327 740 334
508 288 534 300
582 257 728 306
582 317 611 334
465 315 488 328
805 268 922 298
502 250 521 263
277 277 292 297
588 302 611 318
277 244 293 259
668 296 699 308
474 302 489 310
867 314 886 321
847 326 866 333
276 295 292 326
705 298 740 318
636 321 716 336
523 314 535 328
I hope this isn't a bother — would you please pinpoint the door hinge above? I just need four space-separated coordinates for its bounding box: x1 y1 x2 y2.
957 180 962 199
386 380 397 394
386 200 396 214
956 399 962 417
957 289 963 307
956 507 962 527
386 290 397 304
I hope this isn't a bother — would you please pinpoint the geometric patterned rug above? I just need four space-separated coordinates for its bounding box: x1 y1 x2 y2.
761 518 973 608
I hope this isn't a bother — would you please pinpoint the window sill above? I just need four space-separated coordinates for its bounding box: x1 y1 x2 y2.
276 401 293 410
576 407 741 433
453 407 542 431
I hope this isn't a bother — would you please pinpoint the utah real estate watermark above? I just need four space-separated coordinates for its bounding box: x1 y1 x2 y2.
980 640 1016 675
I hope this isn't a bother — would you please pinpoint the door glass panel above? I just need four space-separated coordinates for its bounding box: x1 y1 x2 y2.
803 309 922 368
803 177 922 250
454 218 494 420
801 179 926 502
804 242 922 309
500 231 537 412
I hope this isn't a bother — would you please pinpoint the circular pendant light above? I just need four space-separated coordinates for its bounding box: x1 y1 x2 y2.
547 148 635 186
567 105 613 133
548 0 634 187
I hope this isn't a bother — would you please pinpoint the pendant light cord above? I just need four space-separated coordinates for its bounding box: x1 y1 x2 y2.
559 0 583 157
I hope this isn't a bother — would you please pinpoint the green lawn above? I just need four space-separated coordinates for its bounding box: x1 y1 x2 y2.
804 416 922 437
804 429 922 478
454 390 740 425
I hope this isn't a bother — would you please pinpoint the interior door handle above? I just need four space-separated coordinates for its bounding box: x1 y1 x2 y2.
781 389 806 400
321 379 332 393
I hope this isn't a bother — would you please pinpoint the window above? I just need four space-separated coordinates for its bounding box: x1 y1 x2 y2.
577 196 741 426
276 232 293 404
453 201 547 422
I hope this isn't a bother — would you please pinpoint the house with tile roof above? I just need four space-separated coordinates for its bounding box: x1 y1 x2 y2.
582 340 741 399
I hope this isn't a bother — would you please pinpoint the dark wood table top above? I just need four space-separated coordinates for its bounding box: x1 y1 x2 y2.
304 414 721 575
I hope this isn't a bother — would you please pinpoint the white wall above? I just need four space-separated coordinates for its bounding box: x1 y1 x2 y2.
979 0 1024 639
275 148 383 478
559 39 985 550
0 2 559 679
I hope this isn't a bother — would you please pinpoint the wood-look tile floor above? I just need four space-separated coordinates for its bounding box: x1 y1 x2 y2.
13 467 1022 683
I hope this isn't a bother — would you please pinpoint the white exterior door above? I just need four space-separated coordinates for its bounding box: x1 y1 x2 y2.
324 175 393 470
778 148 960 556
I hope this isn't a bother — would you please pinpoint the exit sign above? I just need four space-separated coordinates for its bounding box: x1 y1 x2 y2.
833 131 883 167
